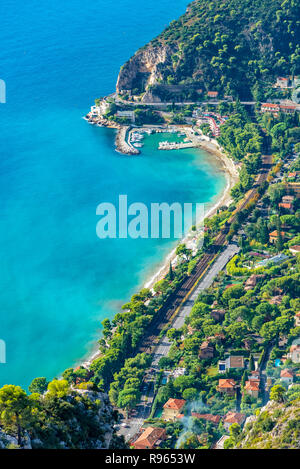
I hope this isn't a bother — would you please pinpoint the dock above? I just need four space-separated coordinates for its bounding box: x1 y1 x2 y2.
158 141 195 150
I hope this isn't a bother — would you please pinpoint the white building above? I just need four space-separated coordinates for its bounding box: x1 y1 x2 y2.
280 369 294 385
288 344 300 364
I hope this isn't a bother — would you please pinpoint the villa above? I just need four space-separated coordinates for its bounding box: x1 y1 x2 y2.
218 355 245 374
256 253 289 267
294 313 300 327
207 91 219 98
282 195 295 204
162 399 186 421
285 182 300 197
244 380 260 399
116 110 135 122
199 341 214 359
132 427 167 450
278 202 294 212
280 369 294 385
275 77 290 88
289 246 300 256
217 379 237 396
211 309 226 322
244 274 264 291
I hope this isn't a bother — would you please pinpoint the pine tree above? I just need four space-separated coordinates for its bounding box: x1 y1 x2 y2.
276 218 283 252
249 354 255 372
241 370 248 388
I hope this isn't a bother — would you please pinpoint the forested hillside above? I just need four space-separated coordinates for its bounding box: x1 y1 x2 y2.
117 0 300 100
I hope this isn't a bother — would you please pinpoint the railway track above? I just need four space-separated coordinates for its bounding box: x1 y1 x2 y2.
138 154 273 353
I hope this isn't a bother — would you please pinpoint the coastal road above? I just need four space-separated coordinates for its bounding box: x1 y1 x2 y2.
152 243 240 367
113 94 256 107
119 153 272 442
119 243 240 442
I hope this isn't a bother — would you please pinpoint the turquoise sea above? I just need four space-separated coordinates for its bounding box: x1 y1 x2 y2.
0 0 226 389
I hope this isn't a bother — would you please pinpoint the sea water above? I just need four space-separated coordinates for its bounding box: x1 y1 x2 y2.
0 0 226 388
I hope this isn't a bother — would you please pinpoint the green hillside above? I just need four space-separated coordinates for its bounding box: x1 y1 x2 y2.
117 0 300 100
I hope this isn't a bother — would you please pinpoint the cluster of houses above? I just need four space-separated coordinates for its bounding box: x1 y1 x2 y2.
192 110 228 137
131 397 247 449
261 102 299 116
217 369 261 399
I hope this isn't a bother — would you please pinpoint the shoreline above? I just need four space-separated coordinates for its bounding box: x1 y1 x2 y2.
80 136 239 369
143 138 239 291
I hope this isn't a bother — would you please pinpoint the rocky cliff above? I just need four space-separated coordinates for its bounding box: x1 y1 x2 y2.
116 44 174 101
0 386 126 450
236 398 300 449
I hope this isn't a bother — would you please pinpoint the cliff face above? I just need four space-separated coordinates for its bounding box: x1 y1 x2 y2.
0 389 125 450
116 44 174 100
236 399 300 449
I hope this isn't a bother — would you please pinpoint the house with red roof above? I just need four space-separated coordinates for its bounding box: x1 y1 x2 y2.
244 379 260 398
132 427 167 450
217 379 237 396
275 77 290 88
223 412 246 431
278 202 294 212
207 91 219 98
269 230 285 244
280 369 294 385
191 412 221 425
261 103 280 114
162 399 186 421
279 104 297 114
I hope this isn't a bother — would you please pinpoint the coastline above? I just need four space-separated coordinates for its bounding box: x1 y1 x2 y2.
143 138 239 291
80 137 239 369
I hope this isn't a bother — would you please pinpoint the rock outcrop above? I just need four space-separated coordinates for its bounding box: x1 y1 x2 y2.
236 398 300 449
0 388 126 450
116 45 174 98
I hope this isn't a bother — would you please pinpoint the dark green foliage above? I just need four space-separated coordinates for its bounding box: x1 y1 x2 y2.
123 0 300 99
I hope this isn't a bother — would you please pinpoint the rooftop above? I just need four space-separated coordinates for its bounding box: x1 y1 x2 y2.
133 427 166 449
224 411 246 425
163 398 186 410
218 379 236 389
281 369 294 378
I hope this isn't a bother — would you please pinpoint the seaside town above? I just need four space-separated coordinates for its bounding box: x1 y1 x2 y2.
1 0 300 453
85 75 300 159
74 72 300 450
